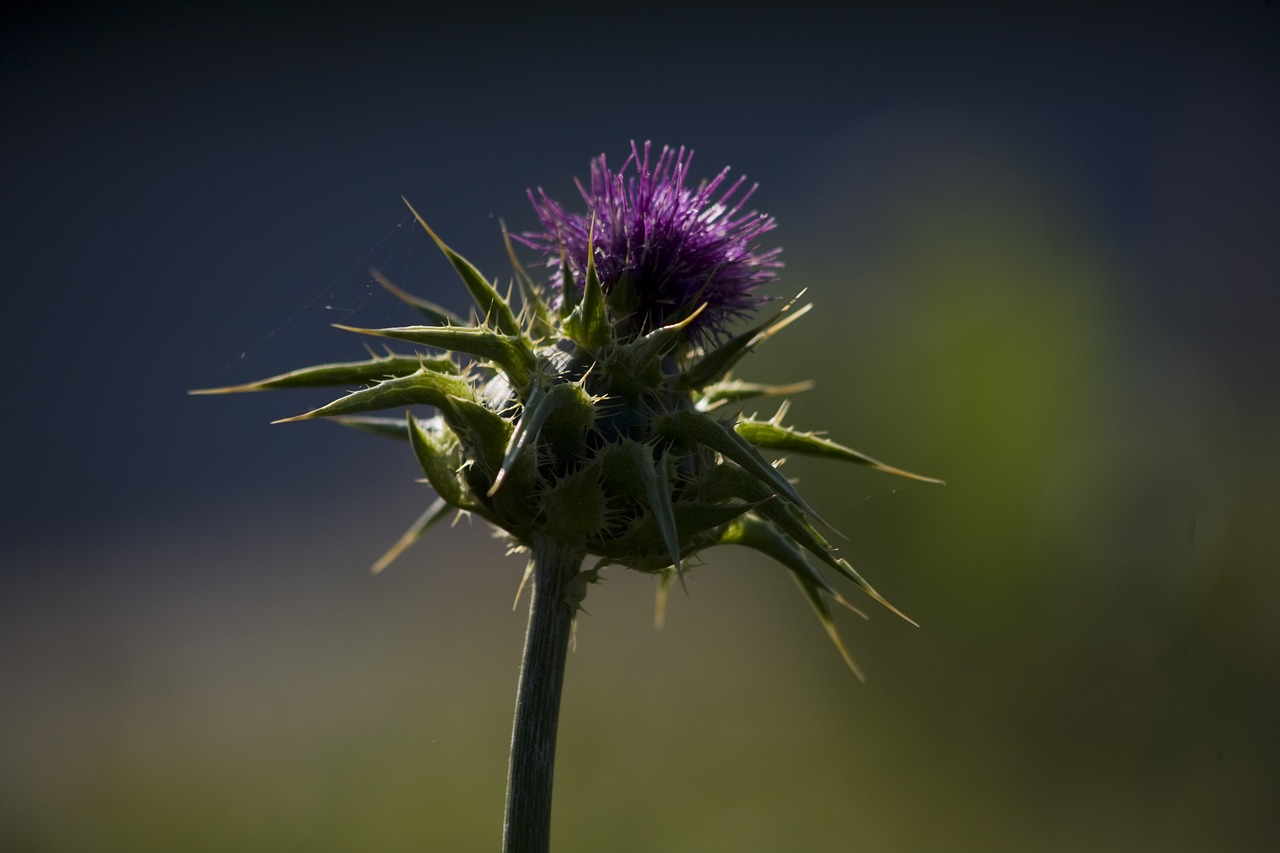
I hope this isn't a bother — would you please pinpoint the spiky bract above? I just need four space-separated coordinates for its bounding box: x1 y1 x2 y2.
194 151 941 676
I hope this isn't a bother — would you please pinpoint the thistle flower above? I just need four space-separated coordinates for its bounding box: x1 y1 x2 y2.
521 141 781 343
193 143 940 852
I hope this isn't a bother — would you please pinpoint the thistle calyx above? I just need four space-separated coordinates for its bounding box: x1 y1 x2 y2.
194 144 941 676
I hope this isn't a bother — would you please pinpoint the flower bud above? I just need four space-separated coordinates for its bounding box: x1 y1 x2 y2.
193 142 943 676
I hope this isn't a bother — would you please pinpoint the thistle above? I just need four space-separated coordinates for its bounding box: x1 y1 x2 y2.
194 142 940 853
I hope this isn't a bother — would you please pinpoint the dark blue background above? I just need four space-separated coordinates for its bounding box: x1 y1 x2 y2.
5 4 1276 547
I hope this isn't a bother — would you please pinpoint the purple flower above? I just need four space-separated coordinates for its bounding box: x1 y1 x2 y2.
521 142 781 342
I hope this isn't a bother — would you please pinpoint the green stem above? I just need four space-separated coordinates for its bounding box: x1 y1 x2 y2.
503 536 582 853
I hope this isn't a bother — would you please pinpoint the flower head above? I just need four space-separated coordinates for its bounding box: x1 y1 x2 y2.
522 141 781 343
195 145 942 678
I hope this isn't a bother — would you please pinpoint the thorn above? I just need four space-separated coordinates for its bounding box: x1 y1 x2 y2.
752 302 813 347
655 573 671 629
513 561 534 610
847 566 918 627
189 384 254 395
873 464 947 486
673 560 690 596
830 591 869 621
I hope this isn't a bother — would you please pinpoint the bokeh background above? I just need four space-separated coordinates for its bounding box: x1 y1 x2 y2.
3 3 1278 851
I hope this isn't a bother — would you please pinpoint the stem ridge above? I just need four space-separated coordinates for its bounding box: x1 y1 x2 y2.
503 537 582 853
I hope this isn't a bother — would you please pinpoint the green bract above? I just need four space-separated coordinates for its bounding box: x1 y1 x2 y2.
194 198 942 678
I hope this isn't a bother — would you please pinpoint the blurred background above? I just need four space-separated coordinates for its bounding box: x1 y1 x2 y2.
3 3 1278 851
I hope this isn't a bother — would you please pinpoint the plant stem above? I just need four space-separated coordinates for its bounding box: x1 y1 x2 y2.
503 536 582 853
